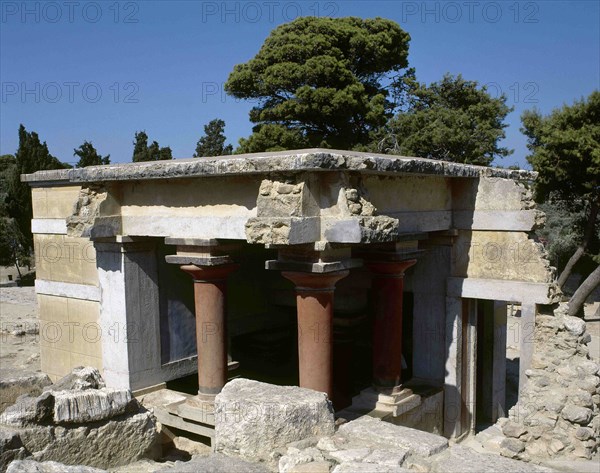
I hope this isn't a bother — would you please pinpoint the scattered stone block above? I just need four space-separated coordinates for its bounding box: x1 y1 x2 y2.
332 462 411 473
0 428 28 472
338 416 448 458
279 447 326 473
155 453 270 472
16 411 160 468
44 367 105 392
0 371 52 414
0 392 54 427
430 445 556 472
289 461 332 473
214 379 334 462
328 448 370 463
363 449 408 466
53 388 132 424
6 460 107 473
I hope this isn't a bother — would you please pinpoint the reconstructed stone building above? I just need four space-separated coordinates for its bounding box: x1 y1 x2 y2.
23 149 558 439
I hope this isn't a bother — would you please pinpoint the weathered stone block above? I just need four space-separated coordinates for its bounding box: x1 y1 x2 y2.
155 453 270 473
338 416 448 457
0 372 52 415
563 316 586 337
7 460 107 473
430 445 555 472
214 379 334 462
53 388 132 424
502 421 527 439
561 405 592 424
17 411 159 469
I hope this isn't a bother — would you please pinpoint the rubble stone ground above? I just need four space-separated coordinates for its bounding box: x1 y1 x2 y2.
1 285 599 472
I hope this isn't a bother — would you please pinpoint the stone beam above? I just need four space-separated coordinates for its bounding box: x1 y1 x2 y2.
446 277 559 305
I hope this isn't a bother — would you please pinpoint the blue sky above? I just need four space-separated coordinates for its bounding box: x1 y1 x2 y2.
1 0 598 168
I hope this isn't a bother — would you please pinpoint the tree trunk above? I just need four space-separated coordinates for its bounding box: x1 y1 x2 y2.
557 197 599 289
568 264 600 317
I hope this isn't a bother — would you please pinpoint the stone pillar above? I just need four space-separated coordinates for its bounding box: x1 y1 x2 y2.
366 259 416 391
179 264 238 399
281 271 349 397
165 238 239 402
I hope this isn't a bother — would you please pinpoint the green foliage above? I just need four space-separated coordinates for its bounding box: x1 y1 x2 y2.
373 74 513 165
225 16 411 152
0 216 28 270
537 198 593 271
194 119 233 157
522 91 600 204
74 141 110 167
0 154 16 212
132 131 173 162
6 125 67 249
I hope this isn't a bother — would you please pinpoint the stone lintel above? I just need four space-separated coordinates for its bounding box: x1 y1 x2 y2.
358 248 424 263
447 277 560 304
165 237 221 246
165 254 232 266
266 258 362 274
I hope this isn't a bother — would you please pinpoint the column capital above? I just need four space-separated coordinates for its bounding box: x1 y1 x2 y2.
366 259 417 277
179 263 239 282
282 270 349 292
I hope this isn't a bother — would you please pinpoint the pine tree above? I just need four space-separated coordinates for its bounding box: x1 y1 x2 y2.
7 125 66 249
132 131 173 162
194 119 233 157
74 141 110 167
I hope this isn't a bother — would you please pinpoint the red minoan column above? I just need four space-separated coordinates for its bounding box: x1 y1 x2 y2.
281 270 349 397
180 263 238 399
367 259 416 391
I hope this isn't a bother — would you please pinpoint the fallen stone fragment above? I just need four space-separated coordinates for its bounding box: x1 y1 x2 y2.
0 371 52 414
327 448 370 463
0 393 54 427
6 460 107 473
279 447 326 473
214 379 334 462
338 416 448 457
52 388 132 424
156 453 271 472
430 446 557 472
0 428 28 472
331 462 411 473
289 461 332 473
43 367 105 392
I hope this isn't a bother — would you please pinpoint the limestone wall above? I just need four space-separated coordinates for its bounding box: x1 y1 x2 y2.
31 186 103 381
500 304 600 461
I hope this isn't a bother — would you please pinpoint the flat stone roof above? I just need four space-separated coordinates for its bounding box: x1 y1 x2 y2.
22 148 536 185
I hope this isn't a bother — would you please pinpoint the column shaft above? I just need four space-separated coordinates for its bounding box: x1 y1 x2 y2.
180 264 238 397
282 271 349 397
367 260 416 390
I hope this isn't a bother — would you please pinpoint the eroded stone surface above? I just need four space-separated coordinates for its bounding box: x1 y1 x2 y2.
430 445 557 472
214 379 334 462
0 372 52 415
338 416 448 457
502 304 600 461
52 388 131 424
6 460 107 473
156 453 271 473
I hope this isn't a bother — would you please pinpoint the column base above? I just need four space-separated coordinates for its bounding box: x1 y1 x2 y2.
352 387 421 417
